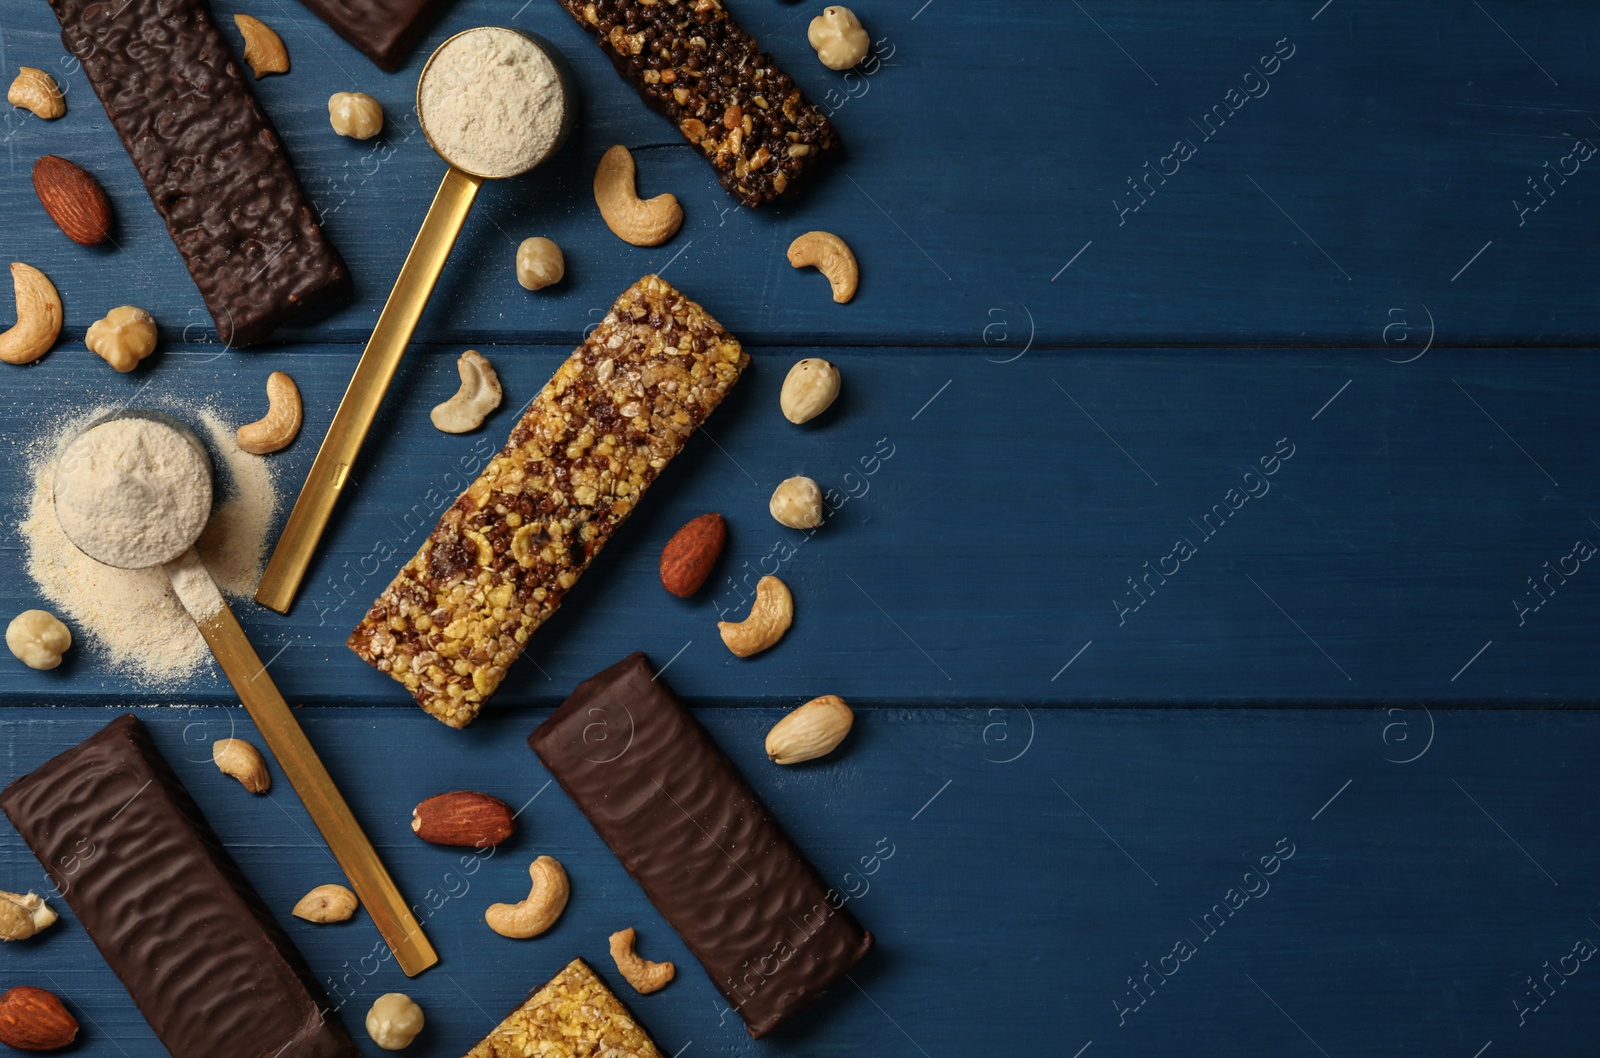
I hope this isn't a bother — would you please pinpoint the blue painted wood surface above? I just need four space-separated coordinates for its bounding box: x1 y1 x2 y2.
0 0 1597 1055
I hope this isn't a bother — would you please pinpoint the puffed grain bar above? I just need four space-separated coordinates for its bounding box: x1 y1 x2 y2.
552 0 840 208
462 958 662 1058
348 275 748 728
47 0 350 346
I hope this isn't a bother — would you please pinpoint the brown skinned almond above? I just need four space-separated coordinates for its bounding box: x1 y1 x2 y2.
411 791 516 848
659 512 726 598
32 156 112 246
0 986 78 1051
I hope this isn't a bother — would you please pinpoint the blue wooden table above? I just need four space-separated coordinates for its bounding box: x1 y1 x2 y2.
2 1 1599 1055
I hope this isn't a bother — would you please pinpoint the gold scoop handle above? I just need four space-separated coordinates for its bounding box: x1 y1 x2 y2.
170 553 439 976
257 166 484 614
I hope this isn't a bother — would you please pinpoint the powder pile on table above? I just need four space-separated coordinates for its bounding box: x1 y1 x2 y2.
18 405 278 686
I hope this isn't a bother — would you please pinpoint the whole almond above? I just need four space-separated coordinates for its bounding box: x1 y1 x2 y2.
0 985 78 1051
411 791 515 848
32 156 112 246
659 512 726 597
765 695 854 765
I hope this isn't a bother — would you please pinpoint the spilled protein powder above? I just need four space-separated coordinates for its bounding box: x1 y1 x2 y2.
417 27 566 178
18 404 278 687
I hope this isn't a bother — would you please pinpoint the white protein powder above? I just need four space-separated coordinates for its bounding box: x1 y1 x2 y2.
18 405 279 687
53 417 213 569
418 27 565 178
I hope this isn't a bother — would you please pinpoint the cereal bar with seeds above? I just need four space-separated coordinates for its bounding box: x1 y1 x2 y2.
553 0 840 208
348 275 748 728
463 959 662 1058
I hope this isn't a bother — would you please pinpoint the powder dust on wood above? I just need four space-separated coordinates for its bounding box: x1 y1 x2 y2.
17 404 278 688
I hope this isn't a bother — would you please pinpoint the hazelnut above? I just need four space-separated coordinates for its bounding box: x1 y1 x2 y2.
516 237 565 290
808 6 871 71
85 306 157 372
780 358 841 424
328 92 383 140
5 610 70 670
365 992 424 1050
770 476 823 529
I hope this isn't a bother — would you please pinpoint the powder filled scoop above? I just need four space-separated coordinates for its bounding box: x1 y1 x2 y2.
54 408 438 978
258 26 573 613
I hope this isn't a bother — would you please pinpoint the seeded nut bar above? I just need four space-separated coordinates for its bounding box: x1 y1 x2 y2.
463 958 662 1058
553 0 839 208
348 275 747 728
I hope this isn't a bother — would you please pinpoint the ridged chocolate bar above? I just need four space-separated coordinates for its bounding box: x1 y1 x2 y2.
553 0 840 207
349 276 748 728
0 714 355 1058
295 0 450 71
47 0 350 346
530 654 874 1038
463 958 661 1057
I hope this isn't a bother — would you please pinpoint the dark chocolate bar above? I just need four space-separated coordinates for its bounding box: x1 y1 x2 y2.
47 0 350 346
0 715 356 1058
530 654 873 1038
294 0 450 71
552 0 840 208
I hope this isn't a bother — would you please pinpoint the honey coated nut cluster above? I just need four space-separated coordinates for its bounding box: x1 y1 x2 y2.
85 306 157 372
328 92 383 139
6 610 70 670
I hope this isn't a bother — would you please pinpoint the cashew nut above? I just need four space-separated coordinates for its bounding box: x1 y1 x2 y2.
718 575 794 657
329 92 383 139
234 14 289 78
0 890 57 941
0 263 62 365
213 738 271 794
293 883 358 923
430 349 502 434
237 371 303 454
485 855 569 938
6 610 70 670
769 477 823 530
85 306 157 372
780 358 841 424
594 144 683 247
366 993 425 1051
787 231 858 303
7 67 65 120
609 927 676 994
808 7 871 70
516 237 565 290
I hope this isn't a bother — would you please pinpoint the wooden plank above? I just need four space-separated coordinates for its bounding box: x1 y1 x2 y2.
0 705 1592 1057
3 343 1599 708
0 2 1598 349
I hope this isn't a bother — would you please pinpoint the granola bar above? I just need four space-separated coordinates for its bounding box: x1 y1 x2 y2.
348 276 747 727
553 0 839 208
463 959 661 1058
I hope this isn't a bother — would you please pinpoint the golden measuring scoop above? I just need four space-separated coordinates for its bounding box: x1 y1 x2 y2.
55 409 438 976
257 26 574 613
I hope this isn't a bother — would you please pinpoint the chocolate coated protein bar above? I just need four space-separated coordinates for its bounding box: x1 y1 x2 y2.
47 0 350 345
0 714 356 1058
531 654 874 1038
